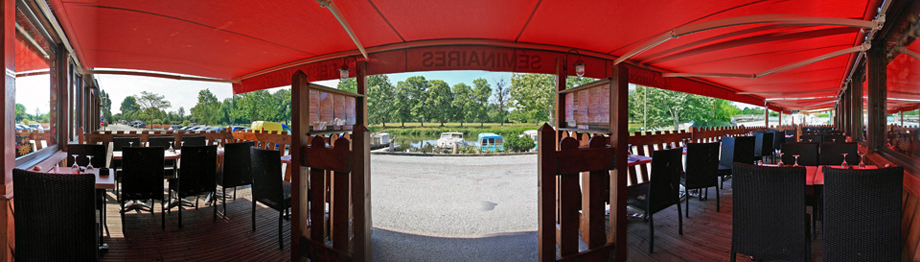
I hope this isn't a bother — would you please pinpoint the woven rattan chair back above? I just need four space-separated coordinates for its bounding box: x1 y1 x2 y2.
823 167 902 261
731 163 809 261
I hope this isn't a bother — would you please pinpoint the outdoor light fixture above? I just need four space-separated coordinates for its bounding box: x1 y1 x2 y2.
339 64 350 79
574 60 586 77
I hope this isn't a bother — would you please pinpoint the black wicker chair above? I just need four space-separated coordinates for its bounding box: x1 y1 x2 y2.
251 148 292 250
823 167 903 262
112 137 140 195
731 163 810 262
627 147 682 253
148 136 178 177
781 143 819 166
822 134 845 143
147 136 176 149
67 144 107 168
112 137 141 151
680 142 720 216
218 142 254 216
717 136 755 189
167 145 218 227
13 169 97 261
181 135 207 146
818 142 859 166
121 147 166 229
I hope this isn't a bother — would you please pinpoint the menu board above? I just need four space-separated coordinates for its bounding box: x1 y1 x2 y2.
309 89 320 125
562 84 611 130
575 90 589 124
345 97 356 126
309 89 359 132
565 94 575 126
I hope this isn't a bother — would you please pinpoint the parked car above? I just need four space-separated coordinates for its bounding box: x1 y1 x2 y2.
230 126 249 132
169 125 182 131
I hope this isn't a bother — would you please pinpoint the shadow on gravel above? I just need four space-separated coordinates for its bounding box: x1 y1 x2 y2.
371 228 537 262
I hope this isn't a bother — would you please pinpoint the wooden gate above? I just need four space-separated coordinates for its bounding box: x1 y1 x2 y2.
290 67 371 261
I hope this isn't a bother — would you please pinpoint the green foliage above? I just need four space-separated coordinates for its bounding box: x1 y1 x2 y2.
492 79 510 125
15 104 27 122
505 135 535 152
472 78 492 125
367 75 395 125
451 82 474 125
99 90 112 124
509 73 555 123
337 78 357 93
190 89 221 125
426 80 453 125
628 85 742 130
119 96 140 120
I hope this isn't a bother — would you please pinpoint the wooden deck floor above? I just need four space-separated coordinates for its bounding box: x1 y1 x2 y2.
626 180 824 262
98 187 290 261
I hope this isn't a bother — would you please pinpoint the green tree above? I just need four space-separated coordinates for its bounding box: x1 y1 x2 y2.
509 73 555 124
451 83 474 126
337 78 357 93
190 89 221 125
119 96 140 121
393 80 414 127
472 78 492 126
401 76 430 126
14 104 27 122
492 79 510 126
99 90 112 124
425 80 453 126
367 75 395 126
134 91 171 124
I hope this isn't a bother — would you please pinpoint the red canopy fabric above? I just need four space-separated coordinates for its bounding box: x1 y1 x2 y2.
49 0 890 111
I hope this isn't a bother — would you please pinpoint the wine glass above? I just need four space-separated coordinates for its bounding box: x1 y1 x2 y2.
858 153 866 168
71 154 80 169
793 154 800 167
776 151 784 167
86 155 94 169
128 141 134 147
841 153 849 168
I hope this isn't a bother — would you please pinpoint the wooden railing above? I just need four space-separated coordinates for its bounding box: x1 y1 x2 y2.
539 124 617 261
624 126 769 186
81 129 231 147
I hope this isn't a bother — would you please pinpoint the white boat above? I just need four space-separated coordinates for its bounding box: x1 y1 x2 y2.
436 132 465 148
371 132 391 150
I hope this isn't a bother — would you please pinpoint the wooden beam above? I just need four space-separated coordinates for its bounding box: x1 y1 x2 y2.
351 60 371 262
537 124 557 262
609 63 629 261
866 41 886 151
290 70 309 259
0 0 14 259
555 56 567 129
852 72 864 141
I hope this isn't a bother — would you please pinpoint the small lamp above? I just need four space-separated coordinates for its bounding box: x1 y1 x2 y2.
339 65 350 80
574 60 586 77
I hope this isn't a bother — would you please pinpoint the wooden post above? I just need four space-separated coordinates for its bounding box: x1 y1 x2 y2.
290 70 309 259
555 56 567 130
352 60 371 261
852 72 864 141
537 124 556 262
761 105 768 128
0 0 14 259
558 138 579 257
866 41 886 152
609 63 629 261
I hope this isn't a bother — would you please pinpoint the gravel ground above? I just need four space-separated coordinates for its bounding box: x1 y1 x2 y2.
370 154 538 261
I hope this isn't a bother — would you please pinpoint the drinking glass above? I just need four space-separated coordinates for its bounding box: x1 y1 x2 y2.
776 151 784 166
71 154 80 169
86 155 94 169
858 153 866 168
841 153 849 168
793 154 800 167
128 141 134 147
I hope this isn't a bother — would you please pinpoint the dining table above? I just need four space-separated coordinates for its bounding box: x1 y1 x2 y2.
46 166 114 250
112 149 181 160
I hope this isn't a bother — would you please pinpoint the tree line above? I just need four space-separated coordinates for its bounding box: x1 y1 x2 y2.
104 73 755 130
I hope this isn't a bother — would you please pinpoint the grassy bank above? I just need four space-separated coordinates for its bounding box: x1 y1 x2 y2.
369 122 540 140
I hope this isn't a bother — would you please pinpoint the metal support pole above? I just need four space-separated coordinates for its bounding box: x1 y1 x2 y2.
866 41 886 152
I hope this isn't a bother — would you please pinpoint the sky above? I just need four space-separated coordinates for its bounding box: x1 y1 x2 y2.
15 69 760 116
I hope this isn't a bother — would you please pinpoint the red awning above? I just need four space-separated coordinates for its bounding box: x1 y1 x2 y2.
48 0 892 111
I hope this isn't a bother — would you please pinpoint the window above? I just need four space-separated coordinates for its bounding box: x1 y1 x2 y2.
14 4 57 159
